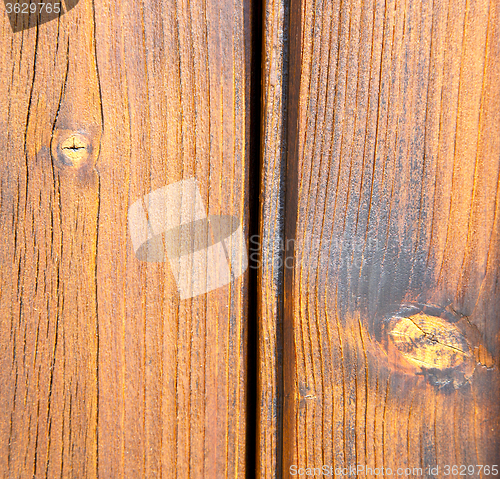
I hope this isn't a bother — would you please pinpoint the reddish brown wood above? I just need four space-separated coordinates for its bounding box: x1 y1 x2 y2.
281 0 500 476
0 0 252 477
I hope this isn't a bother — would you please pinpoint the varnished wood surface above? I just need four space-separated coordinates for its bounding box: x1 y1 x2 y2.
283 0 500 476
0 0 251 477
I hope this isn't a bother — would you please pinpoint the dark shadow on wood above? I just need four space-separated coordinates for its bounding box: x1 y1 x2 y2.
247 0 263 476
283 0 301 474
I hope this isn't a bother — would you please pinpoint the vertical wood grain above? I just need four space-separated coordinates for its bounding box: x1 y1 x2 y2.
282 0 500 475
0 1 101 477
93 0 251 477
257 0 288 476
1 0 252 477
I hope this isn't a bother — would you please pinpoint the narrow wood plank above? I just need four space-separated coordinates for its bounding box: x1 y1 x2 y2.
93 0 251 477
283 0 500 475
257 0 288 476
0 1 102 477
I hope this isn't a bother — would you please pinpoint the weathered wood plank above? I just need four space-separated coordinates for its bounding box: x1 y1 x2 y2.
257 0 288 476
283 0 500 475
1 0 252 477
0 1 101 477
93 0 251 477
94 0 252 477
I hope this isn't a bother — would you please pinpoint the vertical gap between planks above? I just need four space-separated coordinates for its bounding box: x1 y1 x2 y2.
247 0 264 476
283 0 301 476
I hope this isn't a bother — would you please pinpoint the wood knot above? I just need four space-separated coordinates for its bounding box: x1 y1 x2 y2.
51 130 95 169
377 303 493 390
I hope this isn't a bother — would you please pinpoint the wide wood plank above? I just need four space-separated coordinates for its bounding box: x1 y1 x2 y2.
283 0 500 475
1 0 252 477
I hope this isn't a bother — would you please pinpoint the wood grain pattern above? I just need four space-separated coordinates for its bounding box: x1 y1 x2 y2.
257 0 288 476
0 1 101 476
1 0 252 477
283 0 500 475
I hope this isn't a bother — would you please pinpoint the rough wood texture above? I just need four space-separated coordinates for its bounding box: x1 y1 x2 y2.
0 2 101 476
283 0 500 475
257 0 288 476
0 0 251 477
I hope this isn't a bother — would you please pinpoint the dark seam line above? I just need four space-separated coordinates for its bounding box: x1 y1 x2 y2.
247 0 264 476
272 0 291 477
283 0 301 476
